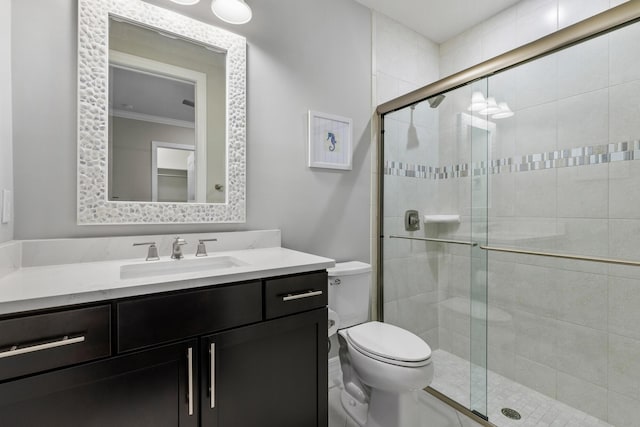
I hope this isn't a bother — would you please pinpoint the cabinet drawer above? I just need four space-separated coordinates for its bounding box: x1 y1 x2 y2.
0 305 111 382
117 281 262 353
264 271 327 319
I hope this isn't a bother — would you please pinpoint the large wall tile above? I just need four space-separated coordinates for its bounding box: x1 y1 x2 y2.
610 161 640 220
376 71 400 105
556 321 608 386
514 169 557 218
375 14 418 83
609 333 640 400
557 164 608 218
609 275 640 341
514 102 558 154
515 54 558 110
556 89 609 150
481 21 519 62
488 343 516 379
556 372 608 420
555 218 609 258
609 80 640 143
383 177 400 218
489 174 516 218
487 258 517 309
382 257 405 302
555 269 608 330
610 20 640 86
557 34 609 98
516 1 559 46
559 0 609 28
419 328 439 351
515 355 557 398
514 263 557 318
516 0 558 18
439 297 471 338
608 391 640 427
514 310 557 367
407 253 438 294
609 219 640 270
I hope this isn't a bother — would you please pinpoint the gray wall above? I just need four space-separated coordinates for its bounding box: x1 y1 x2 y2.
0 0 13 244
11 0 372 263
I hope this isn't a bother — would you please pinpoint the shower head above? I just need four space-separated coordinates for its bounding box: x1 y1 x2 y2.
427 94 445 108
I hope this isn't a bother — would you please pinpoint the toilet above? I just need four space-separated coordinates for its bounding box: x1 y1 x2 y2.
328 262 433 427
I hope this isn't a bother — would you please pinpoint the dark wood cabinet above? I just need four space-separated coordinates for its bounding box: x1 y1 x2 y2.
0 339 198 427
201 308 327 427
0 271 328 427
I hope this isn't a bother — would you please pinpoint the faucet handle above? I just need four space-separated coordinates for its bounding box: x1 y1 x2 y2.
133 242 160 261
195 238 218 257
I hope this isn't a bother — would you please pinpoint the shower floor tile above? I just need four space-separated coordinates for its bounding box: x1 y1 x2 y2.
431 349 613 427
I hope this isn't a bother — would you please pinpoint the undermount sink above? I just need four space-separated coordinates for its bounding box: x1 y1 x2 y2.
120 256 247 279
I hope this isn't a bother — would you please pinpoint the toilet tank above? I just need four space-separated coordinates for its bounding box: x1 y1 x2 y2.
327 261 371 329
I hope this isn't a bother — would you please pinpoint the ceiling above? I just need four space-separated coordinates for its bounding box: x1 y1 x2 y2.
353 0 522 43
145 0 522 45
110 66 195 122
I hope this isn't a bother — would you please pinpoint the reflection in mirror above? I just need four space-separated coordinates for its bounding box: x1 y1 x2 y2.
151 143 196 203
108 17 225 203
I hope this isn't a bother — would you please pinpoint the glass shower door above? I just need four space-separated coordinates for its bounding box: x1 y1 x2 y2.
379 78 490 420
469 82 490 419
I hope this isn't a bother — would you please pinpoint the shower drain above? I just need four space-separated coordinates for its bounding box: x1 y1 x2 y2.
501 408 522 420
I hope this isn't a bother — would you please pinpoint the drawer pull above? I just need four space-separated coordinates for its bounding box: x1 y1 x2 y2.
0 335 85 359
282 290 323 302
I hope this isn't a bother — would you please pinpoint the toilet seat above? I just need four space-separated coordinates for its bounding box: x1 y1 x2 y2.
346 321 432 368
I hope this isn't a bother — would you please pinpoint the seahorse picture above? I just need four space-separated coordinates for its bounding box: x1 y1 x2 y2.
327 132 338 151
308 110 353 170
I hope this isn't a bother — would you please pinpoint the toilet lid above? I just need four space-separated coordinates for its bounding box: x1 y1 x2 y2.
346 321 431 364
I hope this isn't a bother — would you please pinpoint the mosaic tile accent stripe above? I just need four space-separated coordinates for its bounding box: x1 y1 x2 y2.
384 140 640 180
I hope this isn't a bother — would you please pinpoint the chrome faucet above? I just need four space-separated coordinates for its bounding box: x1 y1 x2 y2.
133 242 160 261
195 238 218 257
171 237 188 260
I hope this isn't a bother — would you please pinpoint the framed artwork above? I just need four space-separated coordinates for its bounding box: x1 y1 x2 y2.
307 110 352 170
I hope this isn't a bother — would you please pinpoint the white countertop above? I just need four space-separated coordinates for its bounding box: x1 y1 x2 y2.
0 247 335 315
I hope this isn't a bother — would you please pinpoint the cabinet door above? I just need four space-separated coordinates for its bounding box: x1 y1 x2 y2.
0 339 199 427
201 308 328 427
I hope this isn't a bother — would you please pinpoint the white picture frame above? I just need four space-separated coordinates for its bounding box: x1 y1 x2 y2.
307 110 352 170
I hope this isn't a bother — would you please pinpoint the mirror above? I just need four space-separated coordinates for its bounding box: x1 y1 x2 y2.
78 0 246 224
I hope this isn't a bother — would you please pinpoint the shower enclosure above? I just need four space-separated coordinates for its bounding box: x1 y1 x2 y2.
378 2 640 426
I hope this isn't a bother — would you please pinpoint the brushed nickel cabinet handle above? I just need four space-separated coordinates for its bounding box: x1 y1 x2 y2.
282 290 323 302
0 335 85 359
210 342 216 409
187 347 194 416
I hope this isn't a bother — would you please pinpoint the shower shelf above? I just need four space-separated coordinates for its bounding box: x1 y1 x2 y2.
423 214 460 224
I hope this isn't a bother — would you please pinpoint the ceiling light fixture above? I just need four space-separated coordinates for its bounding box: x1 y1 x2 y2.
169 0 201 5
211 0 252 25
468 92 514 119
468 91 487 112
478 97 502 115
491 102 514 119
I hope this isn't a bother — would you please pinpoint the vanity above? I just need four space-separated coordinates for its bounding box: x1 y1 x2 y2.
0 231 333 427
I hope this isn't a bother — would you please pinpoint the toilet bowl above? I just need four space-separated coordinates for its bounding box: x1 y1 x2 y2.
337 321 433 427
327 262 434 427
